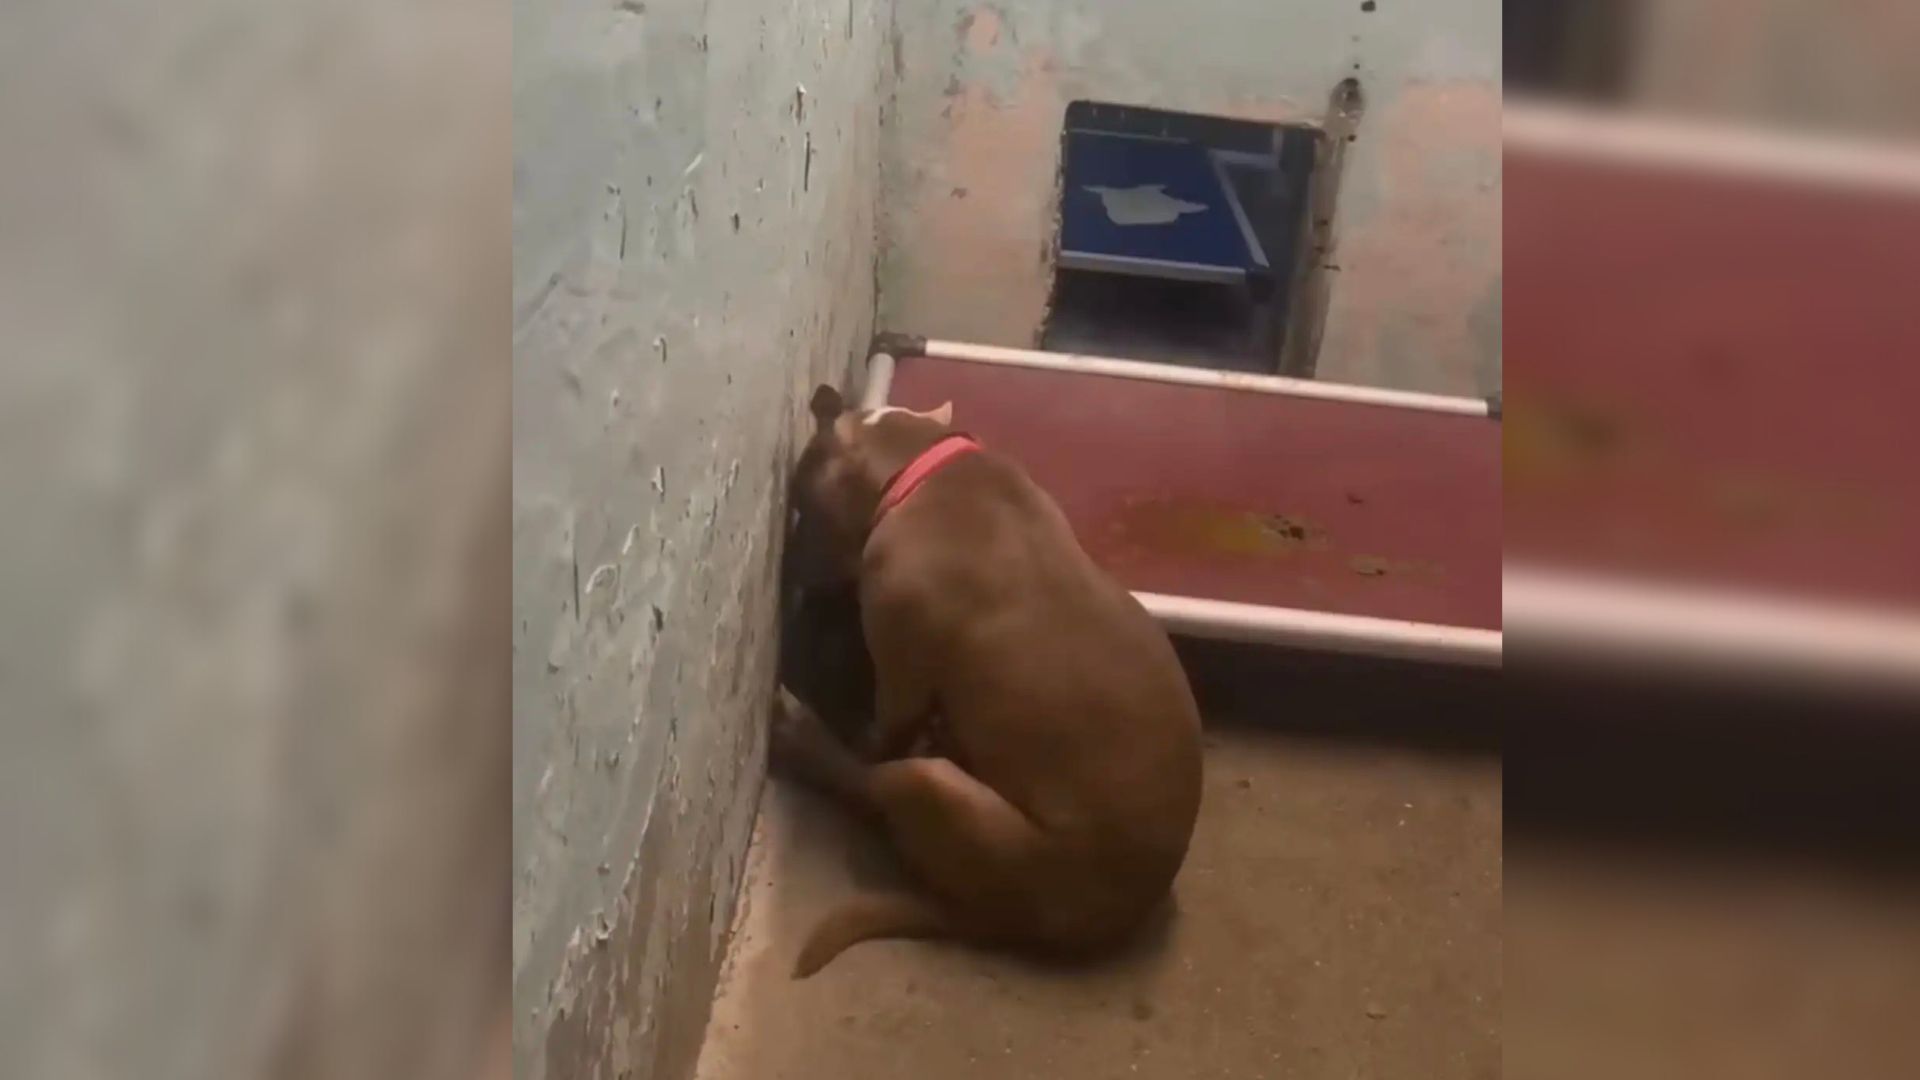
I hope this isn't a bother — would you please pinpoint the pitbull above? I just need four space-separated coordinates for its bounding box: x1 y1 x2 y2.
773 384 1203 977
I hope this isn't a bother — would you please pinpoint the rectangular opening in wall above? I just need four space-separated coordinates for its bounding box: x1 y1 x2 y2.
1043 100 1320 375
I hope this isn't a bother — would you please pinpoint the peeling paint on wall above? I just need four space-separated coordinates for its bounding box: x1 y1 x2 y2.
877 0 1501 395
886 39 1062 346
511 2 888 1079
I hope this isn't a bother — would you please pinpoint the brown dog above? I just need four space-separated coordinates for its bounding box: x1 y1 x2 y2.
774 384 1203 977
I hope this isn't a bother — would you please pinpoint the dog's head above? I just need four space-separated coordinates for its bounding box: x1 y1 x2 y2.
785 384 953 587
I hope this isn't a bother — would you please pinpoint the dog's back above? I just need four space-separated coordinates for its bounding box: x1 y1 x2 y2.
863 448 1204 918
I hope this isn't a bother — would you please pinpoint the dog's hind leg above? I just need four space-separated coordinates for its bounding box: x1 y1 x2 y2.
794 756 1055 975
776 692 1057 975
865 756 1047 911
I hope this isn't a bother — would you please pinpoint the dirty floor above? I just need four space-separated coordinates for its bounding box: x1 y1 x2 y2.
694 723 1501 1080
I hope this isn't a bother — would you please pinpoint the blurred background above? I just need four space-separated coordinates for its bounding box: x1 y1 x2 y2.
0 2 509 1079
1509 0 1920 137
4 1 1918 1077
1505 2 1920 1078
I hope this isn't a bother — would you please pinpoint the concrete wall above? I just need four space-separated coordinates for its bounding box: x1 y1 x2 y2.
877 0 1502 396
2 3 510 1079
511 1 888 1078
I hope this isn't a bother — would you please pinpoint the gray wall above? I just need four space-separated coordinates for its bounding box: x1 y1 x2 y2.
511 1 888 1078
877 0 1502 396
2 3 510 1079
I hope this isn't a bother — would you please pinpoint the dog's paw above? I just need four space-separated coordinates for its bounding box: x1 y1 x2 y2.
769 686 836 780
771 684 805 726
768 685 804 758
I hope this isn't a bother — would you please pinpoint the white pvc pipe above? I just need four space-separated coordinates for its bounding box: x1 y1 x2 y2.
1137 592 1502 668
915 340 1491 417
860 351 895 411
1504 564 1920 695
1505 100 1920 197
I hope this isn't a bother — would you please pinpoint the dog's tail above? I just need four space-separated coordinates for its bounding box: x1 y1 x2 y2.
793 890 952 978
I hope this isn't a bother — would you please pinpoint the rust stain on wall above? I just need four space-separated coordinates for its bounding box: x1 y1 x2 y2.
959 5 1003 53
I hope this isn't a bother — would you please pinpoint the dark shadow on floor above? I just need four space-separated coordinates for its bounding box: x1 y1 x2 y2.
1175 636 1503 756
1508 664 1920 876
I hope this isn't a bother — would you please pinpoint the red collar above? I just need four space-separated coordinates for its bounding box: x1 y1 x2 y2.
874 434 982 523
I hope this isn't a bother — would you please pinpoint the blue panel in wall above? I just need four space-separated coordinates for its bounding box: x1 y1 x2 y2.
1059 130 1260 283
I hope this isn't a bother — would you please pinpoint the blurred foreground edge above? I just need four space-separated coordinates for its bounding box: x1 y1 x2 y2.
1505 99 1920 705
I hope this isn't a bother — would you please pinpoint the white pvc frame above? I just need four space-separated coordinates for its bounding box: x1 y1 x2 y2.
1504 100 1920 197
1504 565 1920 695
869 340 1491 417
1501 102 1920 696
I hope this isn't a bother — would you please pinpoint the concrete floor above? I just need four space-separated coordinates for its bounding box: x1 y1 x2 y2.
1506 846 1920 1080
694 724 1500 1080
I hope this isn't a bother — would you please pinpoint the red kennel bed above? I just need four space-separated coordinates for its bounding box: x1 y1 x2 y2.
863 339 1503 668
1502 103 1920 692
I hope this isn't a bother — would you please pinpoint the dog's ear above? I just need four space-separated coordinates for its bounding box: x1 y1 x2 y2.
808 384 844 429
925 401 953 426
